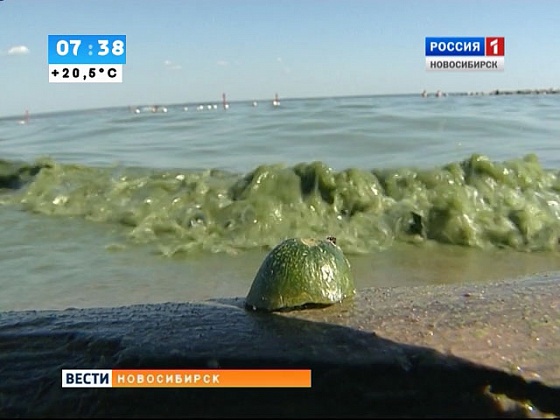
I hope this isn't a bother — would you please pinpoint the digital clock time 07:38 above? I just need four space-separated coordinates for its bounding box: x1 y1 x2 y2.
48 35 126 65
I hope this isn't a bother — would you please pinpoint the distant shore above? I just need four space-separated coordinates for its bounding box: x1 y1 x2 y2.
458 87 560 96
423 87 560 98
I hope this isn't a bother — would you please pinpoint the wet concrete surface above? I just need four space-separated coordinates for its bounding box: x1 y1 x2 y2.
271 273 560 388
0 275 559 417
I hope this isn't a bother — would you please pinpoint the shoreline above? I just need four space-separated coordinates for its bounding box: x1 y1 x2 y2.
1 275 558 417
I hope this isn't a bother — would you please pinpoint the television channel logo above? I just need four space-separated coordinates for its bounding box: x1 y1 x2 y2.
425 37 505 71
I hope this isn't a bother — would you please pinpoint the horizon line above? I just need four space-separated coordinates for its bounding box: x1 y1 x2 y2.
2 87 559 120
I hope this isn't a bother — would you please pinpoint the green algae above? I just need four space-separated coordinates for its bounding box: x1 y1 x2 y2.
2 153 560 256
0 159 51 190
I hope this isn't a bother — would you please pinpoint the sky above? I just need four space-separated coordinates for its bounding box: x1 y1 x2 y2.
0 0 559 117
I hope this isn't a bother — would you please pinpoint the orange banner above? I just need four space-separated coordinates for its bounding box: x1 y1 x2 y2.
111 369 311 388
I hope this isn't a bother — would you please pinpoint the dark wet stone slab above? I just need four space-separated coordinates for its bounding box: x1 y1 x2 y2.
0 275 559 417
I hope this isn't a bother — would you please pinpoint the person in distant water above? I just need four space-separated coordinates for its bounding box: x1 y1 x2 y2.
18 109 29 125
222 93 229 110
272 93 280 107
421 90 428 98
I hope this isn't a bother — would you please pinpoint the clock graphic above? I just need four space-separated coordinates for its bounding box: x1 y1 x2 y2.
48 35 126 65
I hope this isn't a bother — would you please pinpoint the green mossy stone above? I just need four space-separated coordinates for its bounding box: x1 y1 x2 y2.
245 237 356 312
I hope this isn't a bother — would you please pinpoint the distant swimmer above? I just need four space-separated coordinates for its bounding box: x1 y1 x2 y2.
18 109 29 125
148 105 167 113
272 93 280 107
252 101 258 107
421 90 428 97
222 93 230 110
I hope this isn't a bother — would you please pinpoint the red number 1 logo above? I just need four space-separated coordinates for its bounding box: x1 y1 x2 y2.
486 37 505 56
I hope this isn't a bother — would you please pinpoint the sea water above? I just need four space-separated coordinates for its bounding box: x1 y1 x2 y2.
1 93 560 311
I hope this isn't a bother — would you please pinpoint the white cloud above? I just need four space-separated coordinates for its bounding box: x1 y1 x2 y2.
163 59 181 70
7 45 30 55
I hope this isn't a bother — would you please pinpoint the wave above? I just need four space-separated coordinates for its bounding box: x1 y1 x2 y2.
2 154 560 255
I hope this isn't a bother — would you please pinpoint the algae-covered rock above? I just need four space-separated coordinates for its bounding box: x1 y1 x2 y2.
245 237 356 312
